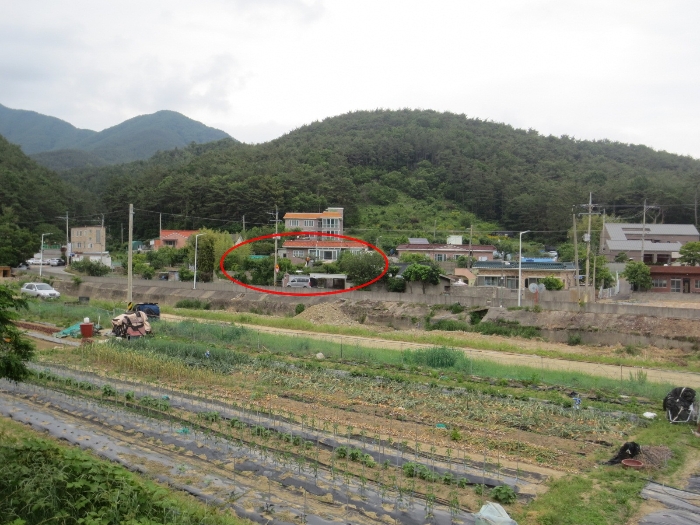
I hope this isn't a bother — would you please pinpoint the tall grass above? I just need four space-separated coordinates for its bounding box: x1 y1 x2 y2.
140 320 675 399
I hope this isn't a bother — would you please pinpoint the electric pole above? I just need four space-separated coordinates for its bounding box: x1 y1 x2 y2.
468 225 473 269
127 204 133 303
242 215 246 239
269 206 280 286
585 193 593 299
573 211 580 301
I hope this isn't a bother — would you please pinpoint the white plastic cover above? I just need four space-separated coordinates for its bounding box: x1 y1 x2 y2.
474 502 518 525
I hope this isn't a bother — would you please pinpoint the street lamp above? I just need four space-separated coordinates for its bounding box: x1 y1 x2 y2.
517 230 531 307
39 233 52 277
193 233 204 290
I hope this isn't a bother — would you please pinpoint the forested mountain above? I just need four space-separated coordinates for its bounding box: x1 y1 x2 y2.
0 135 99 265
0 103 95 154
62 109 700 246
0 104 233 169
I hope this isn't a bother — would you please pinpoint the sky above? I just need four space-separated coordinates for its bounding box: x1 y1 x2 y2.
2 0 699 157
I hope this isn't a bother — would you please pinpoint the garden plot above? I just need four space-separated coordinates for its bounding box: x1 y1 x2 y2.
2 379 488 524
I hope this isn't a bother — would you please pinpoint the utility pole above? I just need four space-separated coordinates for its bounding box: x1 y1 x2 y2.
585 193 593 299
101 214 104 228
64 212 69 248
640 198 647 263
273 206 279 286
242 215 246 239
468 225 473 269
121 224 124 245
573 211 580 301
127 204 133 303
159 213 162 239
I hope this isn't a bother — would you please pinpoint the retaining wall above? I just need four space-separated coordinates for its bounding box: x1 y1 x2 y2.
50 274 700 320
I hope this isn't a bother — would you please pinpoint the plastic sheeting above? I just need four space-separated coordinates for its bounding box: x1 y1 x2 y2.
474 502 518 525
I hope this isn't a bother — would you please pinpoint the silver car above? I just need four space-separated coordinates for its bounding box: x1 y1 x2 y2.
20 282 61 299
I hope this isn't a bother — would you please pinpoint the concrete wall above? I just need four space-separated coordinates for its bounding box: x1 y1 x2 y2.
49 274 700 320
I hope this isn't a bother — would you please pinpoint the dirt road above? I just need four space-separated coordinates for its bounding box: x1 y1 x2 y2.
160 314 700 387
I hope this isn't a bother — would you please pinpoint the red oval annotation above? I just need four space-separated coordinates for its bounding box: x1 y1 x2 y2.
219 232 389 297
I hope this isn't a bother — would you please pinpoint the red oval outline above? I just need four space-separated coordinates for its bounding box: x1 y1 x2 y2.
219 232 389 296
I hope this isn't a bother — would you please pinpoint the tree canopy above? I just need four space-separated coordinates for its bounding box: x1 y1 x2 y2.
622 261 652 291
679 241 700 266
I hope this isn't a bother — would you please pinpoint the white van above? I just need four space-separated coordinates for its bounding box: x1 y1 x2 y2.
286 276 312 288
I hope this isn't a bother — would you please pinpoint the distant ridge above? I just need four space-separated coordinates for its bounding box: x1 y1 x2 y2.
0 104 233 169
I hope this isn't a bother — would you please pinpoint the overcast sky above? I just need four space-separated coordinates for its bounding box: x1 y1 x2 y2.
2 1 699 157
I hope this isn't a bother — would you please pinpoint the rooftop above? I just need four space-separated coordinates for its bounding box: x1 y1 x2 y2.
282 240 365 248
650 266 700 275
605 223 700 240
160 230 199 238
473 261 576 271
396 244 495 251
284 212 342 219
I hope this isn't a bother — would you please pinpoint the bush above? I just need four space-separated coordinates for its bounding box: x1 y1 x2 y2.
71 275 83 286
450 428 462 441
295 303 305 315
541 275 564 291
387 276 406 292
175 299 211 310
70 259 111 276
141 266 155 280
491 485 517 504
567 333 582 346
178 266 194 281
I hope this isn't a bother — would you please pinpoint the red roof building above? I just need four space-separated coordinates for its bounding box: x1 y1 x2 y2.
153 230 199 250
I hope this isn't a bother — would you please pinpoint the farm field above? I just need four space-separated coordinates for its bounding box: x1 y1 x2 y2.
6 299 700 524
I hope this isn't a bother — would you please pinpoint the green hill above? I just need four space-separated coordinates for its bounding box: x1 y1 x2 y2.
0 135 99 265
0 104 233 169
58 109 700 246
0 103 95 154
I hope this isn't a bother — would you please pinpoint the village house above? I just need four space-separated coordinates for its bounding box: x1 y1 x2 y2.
472 260 578 290
70 225 111 266
395 237 495 263
279 239 367 265
152 230 199 250
601 223 699 264
283 207 344 237
649 266 700 294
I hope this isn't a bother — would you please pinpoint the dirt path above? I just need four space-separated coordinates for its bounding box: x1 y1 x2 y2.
160 314 700 386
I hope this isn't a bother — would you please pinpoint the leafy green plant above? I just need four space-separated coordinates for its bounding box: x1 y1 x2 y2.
70 259 111 276
567 333 582 346
295 303 305 315
71 275 83 286
491 484 517 504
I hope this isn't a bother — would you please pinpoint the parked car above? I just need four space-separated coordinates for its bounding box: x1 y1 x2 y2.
20 282 61 299
286 276 312 288
27 258 46 265
49 258 65 266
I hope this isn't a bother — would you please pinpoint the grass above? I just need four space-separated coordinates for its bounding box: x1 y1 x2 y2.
158 305 700 373
516 417 700 525
149 319 674 400
0 417 246 525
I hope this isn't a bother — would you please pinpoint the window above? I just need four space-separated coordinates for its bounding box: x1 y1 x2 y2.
292 250 305 258
671 279 682 293
288 220 299 227
322 218 340 235
88 243 93 249
164 240 177 247
303 220 315 227
435 253 445 262
695 280 700 289
76 242 82 248
652 279 667 288
477 276 500 286
505 277 519 289
96 230 101 243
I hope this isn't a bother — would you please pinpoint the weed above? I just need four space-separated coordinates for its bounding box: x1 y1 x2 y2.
175 299 211 310
567 333 582 346
295 303 305 315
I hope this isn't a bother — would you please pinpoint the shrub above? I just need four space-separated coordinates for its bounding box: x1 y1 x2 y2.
567 333 582 346
450 428 462 441
175 299 211 310
295 303 305 315
71 275 83 286
141 266 155 280
541 275 564 291
387 276 406 292
70 259 111 276
491 485 517 504
335 446 348 459
178 266 194 281
101 385 117 398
